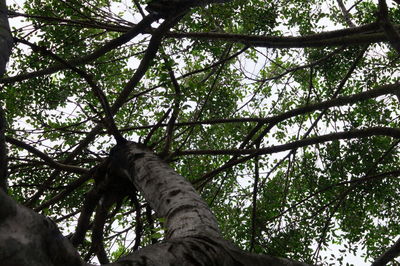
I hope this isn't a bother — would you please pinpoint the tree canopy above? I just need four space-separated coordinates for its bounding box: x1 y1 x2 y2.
1 0 400 265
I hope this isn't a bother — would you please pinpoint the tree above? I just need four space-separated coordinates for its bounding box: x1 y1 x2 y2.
1 0 400 265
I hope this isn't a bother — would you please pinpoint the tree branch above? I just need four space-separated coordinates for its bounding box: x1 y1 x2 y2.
167 22 390 48
372 237 400 266
0 0 12 192
0 189 83 266
108 141 311 265
6 136 89 174
336 0 356 27
267 169 400 223
7 10 130 32
378 0 400 54
0 0 12 77
0 14 158 84
176 127 400 156
15 37 126 144
110 15 184 113
190 81 397 185
26 13 185 208
122 82 399 134
161 55 181 156
143 108 172 146
0 105 7 192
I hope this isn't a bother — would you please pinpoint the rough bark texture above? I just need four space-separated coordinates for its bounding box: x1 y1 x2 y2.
105 142 310 266
0 105 7 192
0 0 12 192
0 0 12 76
108 236 310 266
0 5 83 264
0 141 311 266
119 142 221 240
372 237 400 266
0 190 84 266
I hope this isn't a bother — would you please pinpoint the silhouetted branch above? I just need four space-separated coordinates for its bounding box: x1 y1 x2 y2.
15 37 126 144
336 0 356 27
167 23 391 48
0 14 158 84
372 237 400 266
6 136 89 174
0 106 7 192
122 82 400 132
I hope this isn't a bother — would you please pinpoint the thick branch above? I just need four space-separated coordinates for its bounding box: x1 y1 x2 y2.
0 0 12 191
108 142 310 265
110 15 183 113
0 105 7 192
146 0 232 18
372 237 400 266
26 14 183 208
167 22 390 48
110 236 310 266
122 82 399 132
337 0 356 27
176 127 400 156
1 20 390 84
118 142 221 239
70 176 103 247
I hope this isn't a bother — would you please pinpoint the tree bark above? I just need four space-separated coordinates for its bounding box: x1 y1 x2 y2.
0 105 7 192
0 140 311 265
0 0 13 192
372 237 400 266
0 189 84 266
0 0 12 76
105 142 310 266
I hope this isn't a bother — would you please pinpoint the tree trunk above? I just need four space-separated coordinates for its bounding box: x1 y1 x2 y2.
0 141 310 265
0 189 84 266
105 142 310 266
0 0 13 192
0 0 12 76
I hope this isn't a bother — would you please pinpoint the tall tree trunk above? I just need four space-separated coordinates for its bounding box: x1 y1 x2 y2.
106 142 310 266
0 0 12 76
0 0 13 192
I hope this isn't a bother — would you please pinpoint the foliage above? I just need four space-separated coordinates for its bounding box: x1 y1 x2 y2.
2 0 400 264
